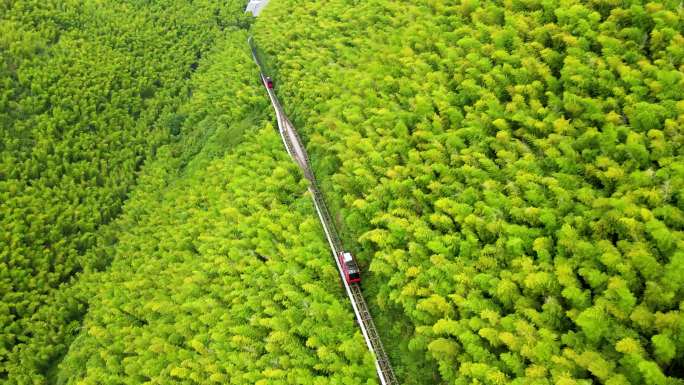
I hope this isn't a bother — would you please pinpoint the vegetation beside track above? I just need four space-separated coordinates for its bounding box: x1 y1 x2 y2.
253 0 684 383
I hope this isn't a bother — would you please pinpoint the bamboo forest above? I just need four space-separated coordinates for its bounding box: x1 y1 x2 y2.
1 0 682 384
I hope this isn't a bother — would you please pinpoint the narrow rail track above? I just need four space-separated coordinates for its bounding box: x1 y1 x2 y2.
248 37 399 385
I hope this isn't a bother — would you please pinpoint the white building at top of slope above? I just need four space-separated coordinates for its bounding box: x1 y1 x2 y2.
245 0 269 16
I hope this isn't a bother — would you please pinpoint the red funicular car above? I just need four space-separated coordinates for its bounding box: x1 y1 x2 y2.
264 76 273 89
338 251 361 284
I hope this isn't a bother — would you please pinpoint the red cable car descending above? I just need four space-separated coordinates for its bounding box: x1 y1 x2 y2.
264 76 274 89
338 251 361 284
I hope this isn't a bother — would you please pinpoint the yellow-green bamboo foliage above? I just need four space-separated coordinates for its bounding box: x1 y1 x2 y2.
254 0 684 383
52 30 377 385
1 0 250 382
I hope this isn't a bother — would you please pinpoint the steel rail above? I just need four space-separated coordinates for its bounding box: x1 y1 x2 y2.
248 37 399 385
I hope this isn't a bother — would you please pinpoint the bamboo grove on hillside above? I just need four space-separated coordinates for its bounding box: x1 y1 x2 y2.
1 0 682 384
254 0 684 383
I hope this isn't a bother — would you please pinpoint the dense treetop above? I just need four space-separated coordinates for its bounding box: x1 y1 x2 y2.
254 0 684 383
1 0 250 381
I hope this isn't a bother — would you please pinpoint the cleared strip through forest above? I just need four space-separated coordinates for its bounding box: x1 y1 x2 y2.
248 37 399 385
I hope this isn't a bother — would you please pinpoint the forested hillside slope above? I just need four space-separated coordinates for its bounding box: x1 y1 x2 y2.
51 30 376 384
253 0 684 383
1 0 250 381
4 0 683 384
3 1 378 383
